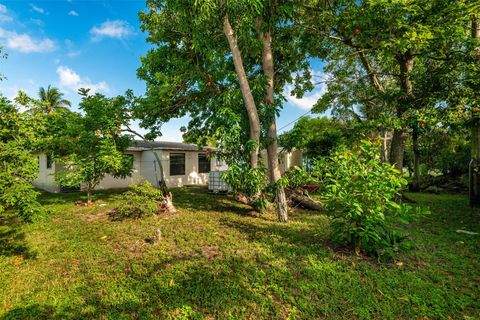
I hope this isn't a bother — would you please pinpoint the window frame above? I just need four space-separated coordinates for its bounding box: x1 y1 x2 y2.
198 153 210 174
169 153 186 176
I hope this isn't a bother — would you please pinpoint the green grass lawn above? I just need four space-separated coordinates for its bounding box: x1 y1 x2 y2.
0 187 479 319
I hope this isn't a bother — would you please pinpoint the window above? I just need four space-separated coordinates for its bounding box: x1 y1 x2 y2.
46 154 53 169
198 153 210 173
170 153 185 176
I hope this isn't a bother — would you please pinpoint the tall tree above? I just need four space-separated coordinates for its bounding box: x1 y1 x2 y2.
138 0 310 221
223 16 261 168
0 96 45 220
469 14 480 205
37 85 71 114
51 90 133 204
304 0 471 174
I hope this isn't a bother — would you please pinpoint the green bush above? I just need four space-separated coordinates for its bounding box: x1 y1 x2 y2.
222 163 269 211
113 180 164 219
280 166 318 189
314 140 427 259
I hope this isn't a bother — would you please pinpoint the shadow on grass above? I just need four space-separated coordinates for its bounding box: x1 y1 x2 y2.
37 189 127 207
2 193 478 319
0 255 284 319
0 215 36 259
172 186 254 217
221 214 331 258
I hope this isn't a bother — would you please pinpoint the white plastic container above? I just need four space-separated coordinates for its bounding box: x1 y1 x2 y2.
208 170 231 193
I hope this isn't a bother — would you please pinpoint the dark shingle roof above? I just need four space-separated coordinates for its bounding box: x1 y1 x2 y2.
129 140 203 151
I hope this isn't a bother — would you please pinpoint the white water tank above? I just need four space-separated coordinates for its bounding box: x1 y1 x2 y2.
208 170 231 193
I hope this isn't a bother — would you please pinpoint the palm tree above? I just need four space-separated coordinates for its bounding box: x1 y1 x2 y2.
38 85 71 114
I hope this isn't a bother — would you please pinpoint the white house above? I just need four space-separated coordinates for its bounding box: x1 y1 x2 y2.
33 140 303 193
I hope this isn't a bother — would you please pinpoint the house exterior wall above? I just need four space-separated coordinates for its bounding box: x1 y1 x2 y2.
138 149 165 187
33 154 61 193
161 150 213 188
288 149 303 168
33 148 299 193
260 149 303 174
93 151 143 190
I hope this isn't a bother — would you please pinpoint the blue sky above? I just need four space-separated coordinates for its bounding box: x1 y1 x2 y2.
0 0 325 142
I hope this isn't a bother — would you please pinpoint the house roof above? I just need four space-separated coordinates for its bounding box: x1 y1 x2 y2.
128 140 205 151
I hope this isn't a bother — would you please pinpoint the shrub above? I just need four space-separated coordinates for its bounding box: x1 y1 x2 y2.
314 140 427 259
113 180 164 219
280 166 318 190
222 163 269 211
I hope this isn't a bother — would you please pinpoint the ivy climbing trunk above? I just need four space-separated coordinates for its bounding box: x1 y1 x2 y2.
223 16 261 168
470 16 480 206
260 26 288 222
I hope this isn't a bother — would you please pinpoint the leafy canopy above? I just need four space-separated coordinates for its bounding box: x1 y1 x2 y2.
0 97 45 220
52 91 134 202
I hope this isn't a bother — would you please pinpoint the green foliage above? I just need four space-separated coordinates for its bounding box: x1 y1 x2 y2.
113 180 164 219
315 140 427 258
137 0 311 168
410 126 470 178
51 91 134 202
221 163 268 210
280 166 316 189
0 97 45 220
279 116 349 158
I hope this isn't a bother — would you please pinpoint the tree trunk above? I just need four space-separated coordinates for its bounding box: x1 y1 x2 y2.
223 16 261 168
286 188 323 211
411 126 421 191
87 187 92 204
390 127 408 172
356 48 385 94
390 50 414 173
259 25 288 222
356 48 392 162
124 127 169 197
381 128 389 162
470 16 480 206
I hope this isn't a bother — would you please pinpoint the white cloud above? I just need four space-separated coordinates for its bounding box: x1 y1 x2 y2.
283 70 327 110
90 20 134 41
56 66 110 94
0 4 13 22
0 28 55 53
30 18 44 26
67 50 80 58
68 10 78 16
284 86 326 110
30 3 46 14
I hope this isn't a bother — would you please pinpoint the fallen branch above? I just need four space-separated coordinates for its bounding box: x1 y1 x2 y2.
286 188 323 211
